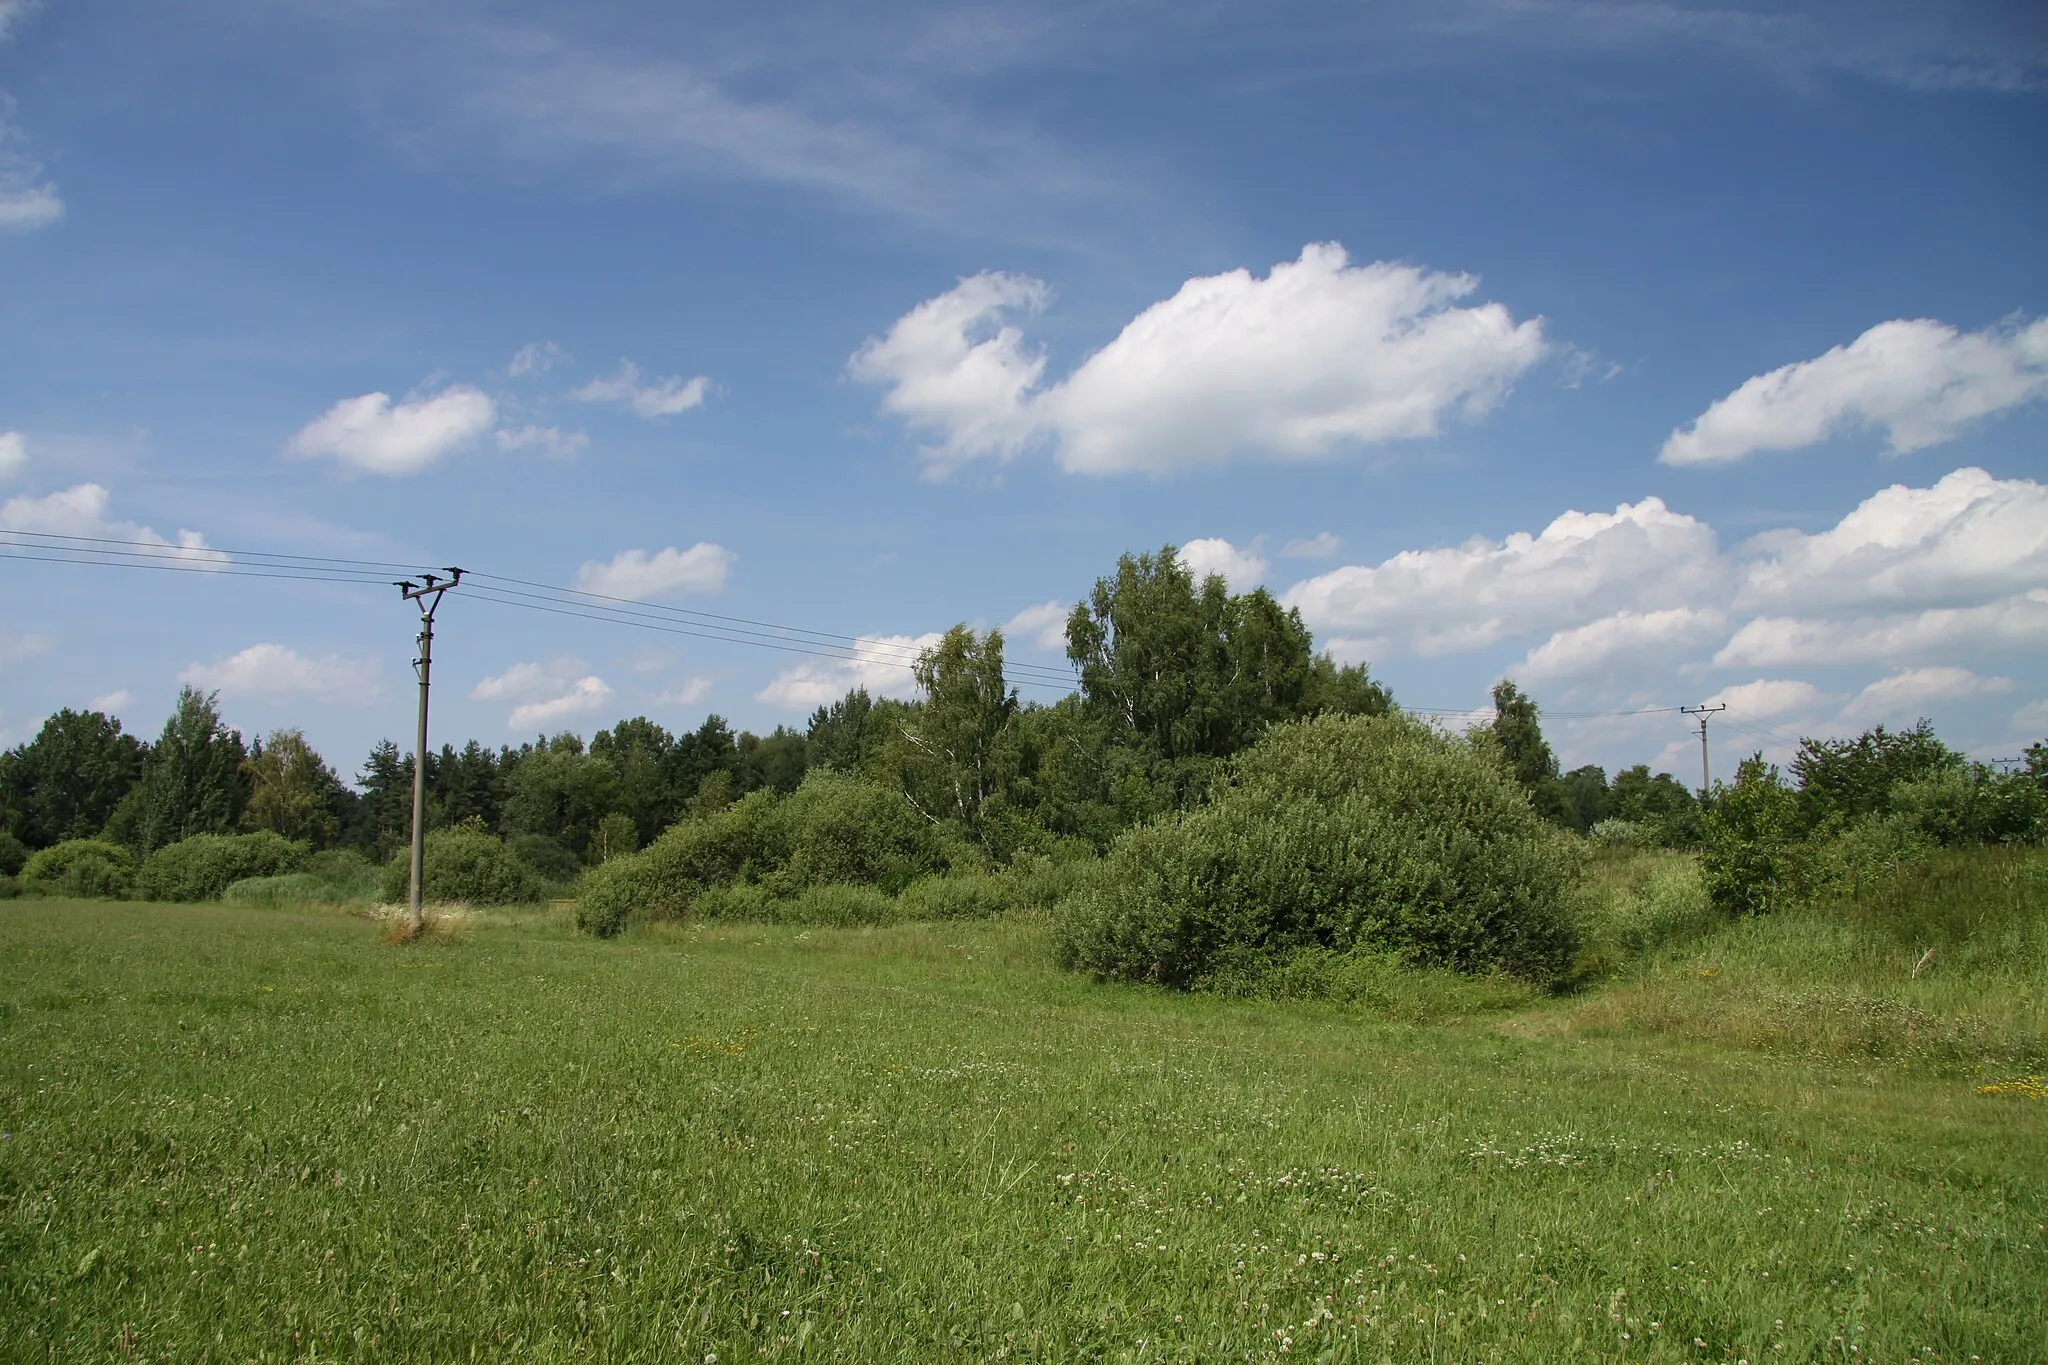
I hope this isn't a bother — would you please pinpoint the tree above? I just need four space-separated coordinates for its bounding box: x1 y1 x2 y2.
808 688 888 773
1303 655 1394 718
1609 764 1701 845
894 625 1019 838
1066 545 1316 806
1790 721 1957 834
1555 764 1611 833
347 740 413 859
0 708 146 848
501 734 622 860
1488 680 1557 791
242 728 345 848
592 717 679 844
107 689 251 852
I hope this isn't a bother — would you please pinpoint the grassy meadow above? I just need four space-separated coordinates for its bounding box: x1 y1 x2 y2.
4 865 2046 1362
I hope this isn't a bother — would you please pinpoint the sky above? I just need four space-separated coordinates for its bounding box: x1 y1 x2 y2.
1 0 2045 782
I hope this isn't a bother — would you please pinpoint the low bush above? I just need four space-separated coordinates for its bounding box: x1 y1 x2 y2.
0 831 27 877
576 771 944 936
379 825 548 906
225 851 381 906
1588 818 1652 849
1201 946 1542 1021
136 831 307 903
770 883 898 927
0 874 19 901
898 872 1009 921
20 839 138 899
1573 850 1720 982
1055 713 1584 987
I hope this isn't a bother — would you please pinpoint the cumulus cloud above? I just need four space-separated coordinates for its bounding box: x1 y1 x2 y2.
1706 677 1835 719
757 632 940 709
1003 600 1070 652
1736 467 2048 614
2012 700 2048 735
495 424 589 459
1662 317 2048 466
1180 538 1267 592
1281 532 1342 559
1517 607 1728 684
571 360 712 417
88 689 131 712
574 543 735 600
508 340 569 377
852 243 1547 476
1839 666 2012 725
179 644 381 706
0 483 225 566
0 430 23 482
471 657 614 731
288 386 497 475
1285 495 1724 661
1713 593 2048 669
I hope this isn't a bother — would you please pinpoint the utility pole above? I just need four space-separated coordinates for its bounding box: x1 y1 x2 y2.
1680 703 1726 800
394 568 463 938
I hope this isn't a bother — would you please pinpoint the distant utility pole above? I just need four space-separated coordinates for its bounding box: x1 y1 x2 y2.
1680 703 1727 800
394 568 463 938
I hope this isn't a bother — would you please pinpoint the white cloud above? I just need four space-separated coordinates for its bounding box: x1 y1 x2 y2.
2012 700 2048 736
1281 532 1341 559
571 360 712 417
288 386 497 475
1839 667 2013 725
852 243 1547 476
179 644 381 706
757 632 940 709
1713 592 2048 668
88 689 131 712
1180 537 1267 592
1706 677 1834 719
495 424 590 459
1737 467 2048 614
1285 495 1724 660
0 72 61 234
471 657 614 731
0 430 23 482
1 626 49 666
508 340 569 377
1662 316 2048 466
0 483 225 566
509 677 612 730
1003 600 1070 652
574 543 735 600
848 272 1050 470
654 677 714 707
1517 607 1728 684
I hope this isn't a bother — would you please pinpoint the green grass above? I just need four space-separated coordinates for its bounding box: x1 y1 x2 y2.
4 893 2046 1362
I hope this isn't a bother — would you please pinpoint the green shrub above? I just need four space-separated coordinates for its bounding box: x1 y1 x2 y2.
0 874 19 901
688 882 776 922
1890 765 2048 846
1588 818 1652 849
224 851 380 906
575 772 944 936
136 831 307 903
772 769 945 894
1055 713 1584 987
0 831 27 877
1700 755 1802 915
1201 946 1541 1020
378 826 548 906
20 839 138 899
510 834 582 883
770 883 898 927
898 872 1009 921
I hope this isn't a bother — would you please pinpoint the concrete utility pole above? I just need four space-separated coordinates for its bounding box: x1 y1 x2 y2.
1680 703 1727 800
395 568 463 938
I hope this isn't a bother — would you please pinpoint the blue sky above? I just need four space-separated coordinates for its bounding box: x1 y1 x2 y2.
2 0 2045 780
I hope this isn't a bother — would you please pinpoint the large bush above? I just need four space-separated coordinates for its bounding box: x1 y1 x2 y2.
576 771 944 936
20 839 138 899
0 832 27 877
1055 714 1584 986
379 825 549 906
137 831 308 903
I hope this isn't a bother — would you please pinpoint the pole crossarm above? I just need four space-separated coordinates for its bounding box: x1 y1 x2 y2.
1679 703 1727 800
393 568 463 937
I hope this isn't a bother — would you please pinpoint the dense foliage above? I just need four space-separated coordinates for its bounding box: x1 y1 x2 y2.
19 838 138 899
1056 713 1585 985
377 824 551 906
136 831 308 904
